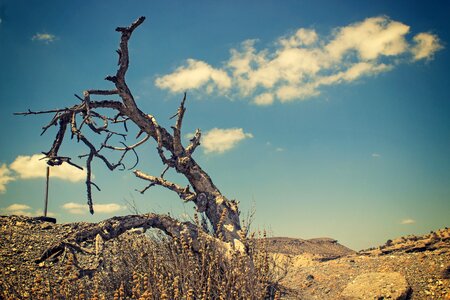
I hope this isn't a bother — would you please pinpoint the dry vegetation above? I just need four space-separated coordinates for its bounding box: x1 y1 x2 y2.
1 215 287 300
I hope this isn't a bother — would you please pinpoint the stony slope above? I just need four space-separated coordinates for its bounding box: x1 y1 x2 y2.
278 228 450 299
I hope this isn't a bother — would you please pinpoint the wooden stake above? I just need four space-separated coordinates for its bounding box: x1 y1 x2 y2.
44 166 49 217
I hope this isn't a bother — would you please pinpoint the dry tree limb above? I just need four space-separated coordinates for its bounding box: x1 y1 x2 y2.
134 170 196 201
172 92 187 156
36 213 203 263
186 128 201 156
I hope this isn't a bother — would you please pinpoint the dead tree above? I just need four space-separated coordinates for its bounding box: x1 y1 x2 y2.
16 17 246 262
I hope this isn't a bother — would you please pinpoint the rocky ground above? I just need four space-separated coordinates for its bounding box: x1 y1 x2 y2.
0 215 105 295
1 215 449 299
277 228 450 299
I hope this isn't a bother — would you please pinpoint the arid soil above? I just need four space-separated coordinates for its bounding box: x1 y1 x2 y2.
275 228 450 299
1 215 449 299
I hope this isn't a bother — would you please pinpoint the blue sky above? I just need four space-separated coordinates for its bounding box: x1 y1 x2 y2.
0 0 449 250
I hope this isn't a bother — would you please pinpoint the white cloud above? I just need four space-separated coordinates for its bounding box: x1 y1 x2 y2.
0 164 15 193
253 93 274 106
155 59 231 93
95 203 126 213
32 33 57 44
400 219 416 225
155 16 442 105
325 16 410 61
62 202 86 214
10 154 85 182
62 202 126 214
279 28 318 47
371 153 381 158
316 62 392 86
0 203 55 217
201 128 253 154
276 84 319 102
411 32 443 61
4 203 31 212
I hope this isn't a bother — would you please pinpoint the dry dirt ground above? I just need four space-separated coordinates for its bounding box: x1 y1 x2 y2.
275 229 450 299
1 215 449 299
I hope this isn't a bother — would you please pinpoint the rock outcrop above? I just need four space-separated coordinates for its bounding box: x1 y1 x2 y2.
341 272 411 300
360 228 450 256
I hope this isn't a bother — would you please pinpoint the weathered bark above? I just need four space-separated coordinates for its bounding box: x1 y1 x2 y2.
15 16 246 258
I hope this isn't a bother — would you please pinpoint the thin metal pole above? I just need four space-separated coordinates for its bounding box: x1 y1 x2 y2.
44 166 49 217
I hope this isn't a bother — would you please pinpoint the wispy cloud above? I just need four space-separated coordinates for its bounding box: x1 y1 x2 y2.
0 203 55 217
0 164 14 193
199 128 253 154
155 59 231 93
10 154 85 182
371 153 381 158
32 32 57 44
62 202 126 214
4 203 30 212
265 142 285 152
253 93 275 106
400 219 416 225
411 33 443 61
156 16 442 105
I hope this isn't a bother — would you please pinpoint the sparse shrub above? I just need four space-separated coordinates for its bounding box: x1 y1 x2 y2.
1 230 282 300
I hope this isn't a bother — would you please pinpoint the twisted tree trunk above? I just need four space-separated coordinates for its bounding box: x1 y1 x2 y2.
16 17 247 264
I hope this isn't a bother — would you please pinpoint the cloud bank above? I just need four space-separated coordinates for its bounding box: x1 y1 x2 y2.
155 16 442 105
0 203 55 217
10 154 85 182
199 128 253 154
62 202 126 214
0 154 86 193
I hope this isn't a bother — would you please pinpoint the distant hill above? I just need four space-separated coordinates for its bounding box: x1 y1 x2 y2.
263 236 355 260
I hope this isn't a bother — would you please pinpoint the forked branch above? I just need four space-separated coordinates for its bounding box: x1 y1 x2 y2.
134 170 196 201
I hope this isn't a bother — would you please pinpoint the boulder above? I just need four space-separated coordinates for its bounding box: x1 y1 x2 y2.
341 272 411 300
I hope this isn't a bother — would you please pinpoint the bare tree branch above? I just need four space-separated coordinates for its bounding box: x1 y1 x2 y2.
86 89 119 95
102 134 150 151
172 92 187 156
134 170 196 202
186 128 201 156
